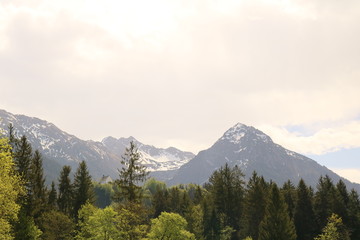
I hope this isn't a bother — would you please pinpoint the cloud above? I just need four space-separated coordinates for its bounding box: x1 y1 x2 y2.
0 0 359 154
331 168 360 184
259 121 360 155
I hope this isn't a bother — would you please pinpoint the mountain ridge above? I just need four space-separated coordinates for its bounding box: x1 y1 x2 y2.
169 122 360 192
0 109 194 183
1 109 359 192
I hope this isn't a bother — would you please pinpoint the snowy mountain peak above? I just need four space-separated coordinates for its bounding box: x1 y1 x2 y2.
220 123 272 145
101 136 195 174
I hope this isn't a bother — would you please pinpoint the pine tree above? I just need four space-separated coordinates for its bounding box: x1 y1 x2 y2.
281 180 296 219
114 141 148 203
334 180 349 225
314 175 337 230
314 213 350 240
29 150 47 221
207 163 245 236
13 135 34 219
13 135 33 187
57 165 73 216
347 189 360 240
48 181 57 209
242 172 268 240
8 123 17 151
73 161 94 219
294 179 316 240
258 183 296 240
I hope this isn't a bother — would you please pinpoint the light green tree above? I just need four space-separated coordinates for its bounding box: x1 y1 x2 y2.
314 213 350 240
0 137 23 239
76 203 147 240
146 212 195 240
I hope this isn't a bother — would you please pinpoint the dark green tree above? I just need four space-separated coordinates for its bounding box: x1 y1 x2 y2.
57 165 73 216
281 180 296 219
294 179 316 240
207 163 245 236
258 183 296 240
241 172 268 240
48 181 57 209
93 182 114 209
334 180 349 225
152 188 169 218
73 161 94 219
38 210 74 240
347 189 360 240
29 150 47 221
314 175 337 230
114 141 149 203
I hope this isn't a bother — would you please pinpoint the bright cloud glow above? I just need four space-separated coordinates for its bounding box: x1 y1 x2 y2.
1 0 360 158
331 168 360 184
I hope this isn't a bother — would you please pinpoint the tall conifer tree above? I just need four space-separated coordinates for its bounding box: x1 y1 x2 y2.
242 172 268 240
294 179 316 240
29 150 47 221
314 175 337 230
48 181 57 209
114 141 148 203
281 180 296 219
73 161 94 218
207 163 244 236
57 165 73 216
258 183 296 240
347 189 360 240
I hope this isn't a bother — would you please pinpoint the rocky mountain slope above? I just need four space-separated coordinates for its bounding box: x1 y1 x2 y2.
0 109 194 183
168 123 360 192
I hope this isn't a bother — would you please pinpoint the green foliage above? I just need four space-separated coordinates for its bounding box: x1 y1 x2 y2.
185 204 204 240
347 189 360 240
241 171 268 239
207 163 245 236
0 137 23 239
258 184 296 240
38 210 74 240
73 161 95 218
281 180 296 219
314 175 337 229
93 182 114 208
57 165 74 215
14 209 42 240
314 213 350 240
114 141 149 203
48 181 57 209
294 179 316 240
76 203 147 240
29 150 47 221
146 212 195 240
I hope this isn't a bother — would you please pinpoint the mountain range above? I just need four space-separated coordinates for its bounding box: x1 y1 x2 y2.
0 109 194 183
1 109 359 192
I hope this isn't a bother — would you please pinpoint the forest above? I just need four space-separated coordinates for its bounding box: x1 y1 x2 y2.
1 125 360 240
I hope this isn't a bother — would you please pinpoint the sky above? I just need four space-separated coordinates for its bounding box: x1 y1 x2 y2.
1 0 360 181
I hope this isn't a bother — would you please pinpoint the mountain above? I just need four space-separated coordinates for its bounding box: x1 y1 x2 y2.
102 136 195 181
0 109 194 183
168 123 360 192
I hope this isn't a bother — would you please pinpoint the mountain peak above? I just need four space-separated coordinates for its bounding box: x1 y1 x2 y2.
219 123 272 145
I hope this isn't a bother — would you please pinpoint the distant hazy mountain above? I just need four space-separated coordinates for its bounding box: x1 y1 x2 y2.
102 136 195 181
0 109 194 183
169 123 360 192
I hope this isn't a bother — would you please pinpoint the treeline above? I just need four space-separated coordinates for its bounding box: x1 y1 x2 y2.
1 125 360 240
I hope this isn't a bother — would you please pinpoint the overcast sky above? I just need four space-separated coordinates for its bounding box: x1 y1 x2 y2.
1 0 360 180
